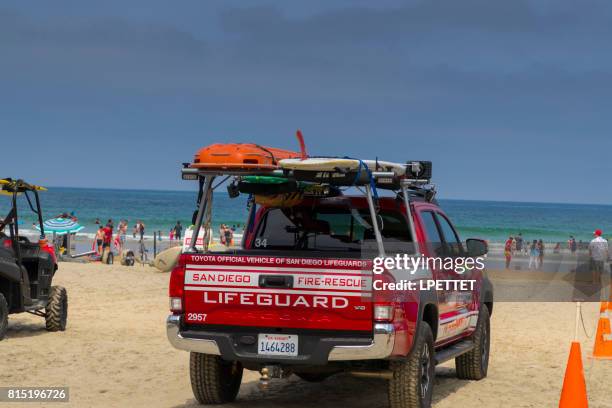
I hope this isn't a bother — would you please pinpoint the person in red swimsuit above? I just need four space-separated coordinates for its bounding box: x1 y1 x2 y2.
504 236 514 269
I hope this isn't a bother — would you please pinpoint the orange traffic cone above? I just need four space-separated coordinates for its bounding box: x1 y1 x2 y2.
593 302 612 359
559 341 588 408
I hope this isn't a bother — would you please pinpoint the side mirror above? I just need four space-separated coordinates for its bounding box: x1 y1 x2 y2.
466 238 488 257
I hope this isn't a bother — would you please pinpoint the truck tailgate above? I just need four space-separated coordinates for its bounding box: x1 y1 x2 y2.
182 253 373 331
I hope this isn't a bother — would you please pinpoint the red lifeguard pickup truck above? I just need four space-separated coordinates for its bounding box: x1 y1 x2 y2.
167 162 493 408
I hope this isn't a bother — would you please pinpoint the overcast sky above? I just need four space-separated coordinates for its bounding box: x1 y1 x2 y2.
1 0 610 203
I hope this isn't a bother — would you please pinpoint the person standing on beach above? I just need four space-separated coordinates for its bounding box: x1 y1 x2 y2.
138 221 145 241
504 236 513 269
118 220 127 248
224 226 233 248
537 240 545 270
528 240 540 269
568 236 577 254
219 224 226 245
589 229 609 285
102 223 113 254
95 226 105 255
515 233 523 253
174 221 183 241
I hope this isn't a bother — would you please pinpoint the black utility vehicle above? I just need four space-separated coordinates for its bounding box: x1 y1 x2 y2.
0 178 68 340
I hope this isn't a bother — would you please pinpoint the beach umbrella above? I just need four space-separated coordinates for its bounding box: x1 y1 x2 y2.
36 217 85 235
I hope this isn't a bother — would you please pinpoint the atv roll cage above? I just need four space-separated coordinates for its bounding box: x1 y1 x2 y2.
180 161 435 258
0 179 48 256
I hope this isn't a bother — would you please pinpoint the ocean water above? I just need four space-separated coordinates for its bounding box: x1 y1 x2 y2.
1 187 610 243
441 200 612 243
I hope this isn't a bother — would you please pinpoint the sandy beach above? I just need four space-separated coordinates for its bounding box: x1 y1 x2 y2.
1 262 611 408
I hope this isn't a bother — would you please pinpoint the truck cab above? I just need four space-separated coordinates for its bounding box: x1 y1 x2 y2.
167 159 493 408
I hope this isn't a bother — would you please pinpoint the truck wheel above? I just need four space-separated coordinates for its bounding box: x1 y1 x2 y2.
455 305 490 380
45 286 68 332
295 372 332 382
389 321 435 408
0 293 8 341
190 353 243 404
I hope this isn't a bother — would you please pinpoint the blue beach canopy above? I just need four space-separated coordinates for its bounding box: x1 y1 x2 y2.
36 217 84 235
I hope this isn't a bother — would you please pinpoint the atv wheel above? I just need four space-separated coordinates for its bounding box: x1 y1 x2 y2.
389 321 435 408
455 305 490 380
295 372 332 382
45 286 68 332
0 293 8 341
102 249 114 265
190 353 243 404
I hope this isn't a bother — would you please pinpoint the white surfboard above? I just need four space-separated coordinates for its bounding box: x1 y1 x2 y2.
279 157 360 171
280 158 405 177
153 246 182 272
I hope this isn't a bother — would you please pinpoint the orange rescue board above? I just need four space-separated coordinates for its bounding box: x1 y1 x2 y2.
191 143 301 171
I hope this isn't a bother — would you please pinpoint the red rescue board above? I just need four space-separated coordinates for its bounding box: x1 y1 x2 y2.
191 143 301 171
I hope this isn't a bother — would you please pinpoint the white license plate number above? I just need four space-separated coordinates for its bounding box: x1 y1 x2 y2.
257 334 298 356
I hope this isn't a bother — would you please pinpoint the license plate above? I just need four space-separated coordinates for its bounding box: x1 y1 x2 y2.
257 334 298 356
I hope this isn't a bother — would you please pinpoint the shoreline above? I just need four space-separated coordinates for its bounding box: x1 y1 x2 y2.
17 228 598 271
18 227 586 247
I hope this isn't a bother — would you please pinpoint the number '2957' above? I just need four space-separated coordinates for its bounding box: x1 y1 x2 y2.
187 313 207 322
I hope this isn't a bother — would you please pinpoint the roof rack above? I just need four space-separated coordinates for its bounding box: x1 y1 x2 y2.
181 160 434 191
182 160 433 257
0 178 47 193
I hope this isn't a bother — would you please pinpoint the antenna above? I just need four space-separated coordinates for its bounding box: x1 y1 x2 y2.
296 129 308 160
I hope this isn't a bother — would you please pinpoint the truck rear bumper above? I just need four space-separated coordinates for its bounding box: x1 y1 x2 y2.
167 315 221 355
166 315 395 364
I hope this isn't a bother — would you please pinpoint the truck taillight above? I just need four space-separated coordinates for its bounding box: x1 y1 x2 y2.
373 270 395 322
169 265 185 313
169 297 182 312
374 305 395 322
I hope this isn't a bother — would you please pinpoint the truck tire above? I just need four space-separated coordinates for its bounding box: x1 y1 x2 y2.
45 286 68 332
389 321 435 408
455 305 490 380
0 293 8 341
190 353 243 404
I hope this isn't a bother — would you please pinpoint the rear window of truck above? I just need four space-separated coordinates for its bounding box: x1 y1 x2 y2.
251 206 412 252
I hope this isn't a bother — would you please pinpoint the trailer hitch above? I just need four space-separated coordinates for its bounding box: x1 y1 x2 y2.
258 365 292 390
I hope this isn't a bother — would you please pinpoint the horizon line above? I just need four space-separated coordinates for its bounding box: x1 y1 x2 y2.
42 185 611 207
